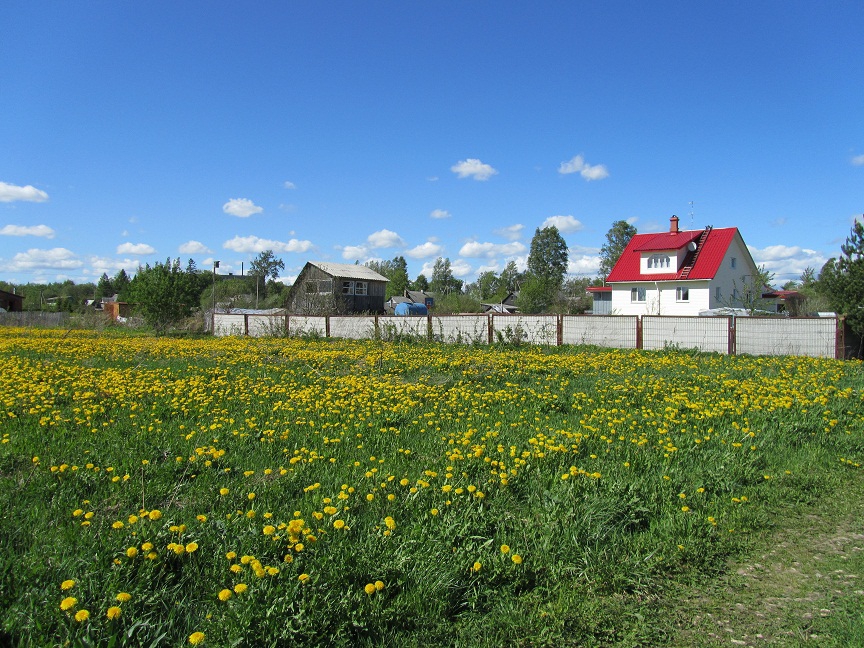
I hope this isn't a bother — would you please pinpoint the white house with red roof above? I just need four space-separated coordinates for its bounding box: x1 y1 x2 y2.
604 216 763 316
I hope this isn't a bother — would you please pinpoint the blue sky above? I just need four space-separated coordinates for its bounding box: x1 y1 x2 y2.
2 1 862 287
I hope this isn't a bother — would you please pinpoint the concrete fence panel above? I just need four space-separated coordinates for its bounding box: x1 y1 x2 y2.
492 315 558 345
214 314 246 337
329 316 377 340
643 316 730 353
247 315 287 337
431 315 489 345
562 316 638 348
288 316 327 337
735 318 837 358
377 316 430 340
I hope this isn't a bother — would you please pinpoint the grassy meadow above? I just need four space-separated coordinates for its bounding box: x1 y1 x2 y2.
0 328 862 647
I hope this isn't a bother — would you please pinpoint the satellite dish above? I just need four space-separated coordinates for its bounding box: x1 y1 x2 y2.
687 241 697 252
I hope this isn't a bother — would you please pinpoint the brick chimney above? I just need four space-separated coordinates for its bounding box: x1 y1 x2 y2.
670 215 679 234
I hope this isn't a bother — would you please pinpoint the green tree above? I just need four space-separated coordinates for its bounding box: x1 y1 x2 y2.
366 256 410 299
129 258 204 331
599 220 637 278
429 257 462 295
248 250 285 304
497 261 522 296
821 220 864 342
411 274 429 292
95 273 114 299
113 269 132 300
519 226 569 313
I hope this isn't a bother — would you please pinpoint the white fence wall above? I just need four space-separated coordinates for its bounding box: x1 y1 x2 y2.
329 316 377 340
562 316 638 349
643 316 730 354
735 318 837 358
492 315 558 345
431 315 489 344
212 313 840 359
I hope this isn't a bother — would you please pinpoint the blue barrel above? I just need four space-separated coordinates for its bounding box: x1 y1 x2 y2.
395 302 428 316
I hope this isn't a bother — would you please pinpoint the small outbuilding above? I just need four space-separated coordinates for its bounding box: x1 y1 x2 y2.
0 290 24 312
286 262 389 315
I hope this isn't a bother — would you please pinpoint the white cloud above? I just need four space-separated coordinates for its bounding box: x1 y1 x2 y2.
223 198 263 218
117 242 156 255
430 209 451 219
340 245 369 260
450 158 498 181
223 235 313 254
179 240 212 254
558 155 609 181
5 248 82 271
367 229 405 249
495 224 524 241
0 224 55 238
459 241 527 258
542 215 584 233
852 154 864 166
89 256 141 275
748 244 829 281
450 259 473 277
626 217 639 225
405 241 444 259
0 181 49 203
283 181 297 189
567 254 602 275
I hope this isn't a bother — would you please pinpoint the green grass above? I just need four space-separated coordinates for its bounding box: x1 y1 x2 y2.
0 329 862 646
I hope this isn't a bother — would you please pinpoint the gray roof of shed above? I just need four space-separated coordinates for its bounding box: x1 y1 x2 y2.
307 261 389 282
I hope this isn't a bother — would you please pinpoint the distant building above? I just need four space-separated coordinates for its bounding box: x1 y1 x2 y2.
286 262 389 314
481 292 519 314
0 289 24 312
586 286 612 314
605 216 769 316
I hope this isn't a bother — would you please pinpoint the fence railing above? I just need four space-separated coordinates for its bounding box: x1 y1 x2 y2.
212 312 845 359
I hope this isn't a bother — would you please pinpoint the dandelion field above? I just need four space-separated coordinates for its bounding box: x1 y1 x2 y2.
1 328 862 647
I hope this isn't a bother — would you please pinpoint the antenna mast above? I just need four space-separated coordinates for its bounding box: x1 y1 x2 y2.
688 201 695 229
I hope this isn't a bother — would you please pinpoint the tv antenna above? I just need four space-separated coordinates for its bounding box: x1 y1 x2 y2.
688 201 695 228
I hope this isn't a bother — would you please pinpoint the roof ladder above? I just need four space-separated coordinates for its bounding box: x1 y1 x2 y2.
679 225 713 279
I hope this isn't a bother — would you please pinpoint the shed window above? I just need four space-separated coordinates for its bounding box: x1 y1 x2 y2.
354 281 368 296
630 287 646 303
342 281 354 295
318 280 332 293
305 282 317 294
676 287 689 302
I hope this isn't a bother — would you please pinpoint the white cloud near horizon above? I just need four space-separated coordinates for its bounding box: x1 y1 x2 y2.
4 248 82 271
568 254 602 275
223 235 313 254
223 198 263 218
0 224 55 238
340 245 369 261
405 241 444 259
179 240 212 254
89 256 143 275
748 244 829 281
852 154 864 166
0 181 49 203
542 215 584 233
117 242 156 255
451 159 498 181
495 224 524 241
459 240 527 259
430 209 451 219
367 229 405 249
558 155 609 181
283 181 297 189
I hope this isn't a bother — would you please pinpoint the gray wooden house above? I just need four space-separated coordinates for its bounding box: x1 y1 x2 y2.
286 262 389 314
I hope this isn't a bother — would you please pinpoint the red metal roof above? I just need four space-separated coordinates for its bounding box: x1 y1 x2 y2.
586 286 612 293
606 227 738 283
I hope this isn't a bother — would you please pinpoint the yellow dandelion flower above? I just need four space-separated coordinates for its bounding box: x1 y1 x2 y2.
430 508 439 516
219 488 229 496
60 580 75 591
185 542 199 553
60 596 77 611
511 554 523 564
500 544 510 554
226 551 237 560
148 510 162 521
218 589 232 601
188 632 205 645
116 592 131 603
230 564 243 574
141 542 153 552
262 525 276 536
247 492 255 500
106 606 121 620
333 519 345 530
471 561 482 573
233 582 248 594
364 583 376 595
374 580 384 591
294 543 304 552
197 514 207 522
112 521 124 530
74 609 90 623
126 547 138 558
298 573 310 583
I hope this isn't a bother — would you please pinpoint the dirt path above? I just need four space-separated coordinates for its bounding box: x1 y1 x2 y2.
673 473 864 647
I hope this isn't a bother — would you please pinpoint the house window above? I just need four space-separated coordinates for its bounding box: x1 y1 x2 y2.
305 281 317 294
676 287 689 302
630 287 646 303
318 280 332 293
731 257 737 269
342 281 354 295
354 281 368 296
715 286 721 300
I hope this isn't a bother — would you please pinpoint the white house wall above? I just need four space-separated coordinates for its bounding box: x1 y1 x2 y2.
708 233 761 309
610 281 710 316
